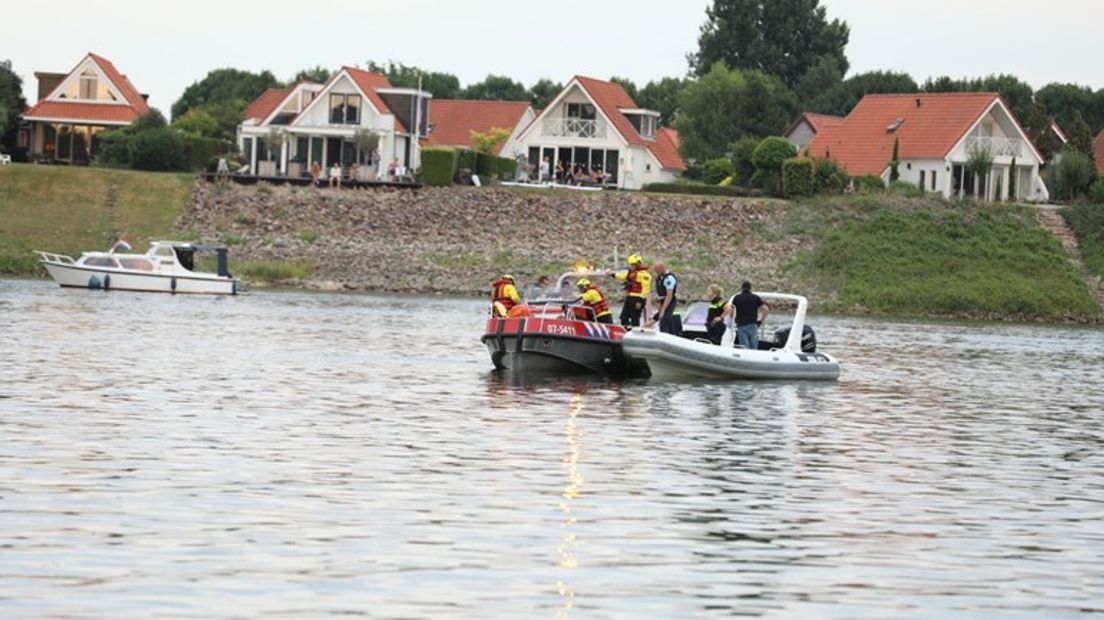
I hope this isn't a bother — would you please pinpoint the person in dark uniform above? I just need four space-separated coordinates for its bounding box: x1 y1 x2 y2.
715 280 770 349
704 284 726 345
647 261 680 335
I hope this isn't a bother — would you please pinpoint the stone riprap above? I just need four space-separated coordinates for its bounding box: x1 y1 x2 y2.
180 182 810 298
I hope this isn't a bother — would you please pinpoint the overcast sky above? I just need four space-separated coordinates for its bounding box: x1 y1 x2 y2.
7 0 1103 114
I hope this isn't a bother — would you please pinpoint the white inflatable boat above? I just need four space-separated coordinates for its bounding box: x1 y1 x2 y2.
621 293 840 381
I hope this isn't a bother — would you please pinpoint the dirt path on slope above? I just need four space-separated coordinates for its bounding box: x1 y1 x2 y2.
1036 207 1104 313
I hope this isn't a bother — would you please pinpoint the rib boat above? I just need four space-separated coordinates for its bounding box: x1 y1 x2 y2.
621 293 840 381
36 241 239 295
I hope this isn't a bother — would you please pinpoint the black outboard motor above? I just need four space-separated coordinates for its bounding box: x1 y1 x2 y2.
771 325 817 353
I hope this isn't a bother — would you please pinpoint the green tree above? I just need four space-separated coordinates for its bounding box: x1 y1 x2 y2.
690 0 850 88
172 108 220 138
0 59 28 155
291 66 332 84
728 135 761 185
470 127 511 155
462 75 529 101
528 79 562 109
1036 82 1101 134
1057 150 1095 201
794 55 843 105
674 63 798 162
1022 101 1059 163
366 61 461 99
637 77 689 126
171 68 280 120
807 70 919 116
922 74 1034 121
1067 110 1094 157
751 136 798 196
965 142 994 198
132 109 168 131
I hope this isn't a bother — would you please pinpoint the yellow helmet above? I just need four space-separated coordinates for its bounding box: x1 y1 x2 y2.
577 278 591 289
502 274 515 282
628 254 644 266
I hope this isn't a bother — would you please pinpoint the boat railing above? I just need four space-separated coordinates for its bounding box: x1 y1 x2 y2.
521 299 597 322
756 293 808 353
35 251 75 265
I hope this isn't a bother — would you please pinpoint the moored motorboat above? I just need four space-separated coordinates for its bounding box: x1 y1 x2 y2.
36 241 239 295
622 293 840 381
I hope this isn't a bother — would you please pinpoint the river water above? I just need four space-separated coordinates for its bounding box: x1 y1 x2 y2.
1 278 1102 619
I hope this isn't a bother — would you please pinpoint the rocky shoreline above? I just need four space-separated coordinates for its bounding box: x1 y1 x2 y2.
179 181 811 300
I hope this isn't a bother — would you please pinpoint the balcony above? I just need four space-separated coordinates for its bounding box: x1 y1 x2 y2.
541 117 608 139
965 136 1024 158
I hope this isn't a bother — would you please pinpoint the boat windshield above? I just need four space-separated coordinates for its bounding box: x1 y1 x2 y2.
174 247 195 272
118 258 155 271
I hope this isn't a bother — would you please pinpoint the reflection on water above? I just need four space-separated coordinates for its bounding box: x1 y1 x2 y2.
1 279 1103 618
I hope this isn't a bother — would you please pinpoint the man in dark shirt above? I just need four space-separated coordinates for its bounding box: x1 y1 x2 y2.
714 280 770 349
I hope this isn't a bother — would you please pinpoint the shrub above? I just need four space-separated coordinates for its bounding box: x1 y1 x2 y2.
475 152 517 180
94 129 132 167
814 159 850 194
644 182 750 197
728 136 761 186
1092 175 1104 204
888 180 923 197
181 134 233 171
751 137 797 196
853 175 886 193
701 158 735 185
1057 151 1095 201
683 161 704 181
782 157 815 198
749 169 777 193
129 128 188 171
421 147 459 186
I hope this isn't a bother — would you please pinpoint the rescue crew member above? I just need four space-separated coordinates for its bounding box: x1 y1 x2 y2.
646 261 680 335
575 278 613 324
491 274 521 317
606 254 652 327
716 280 770 349
704 284 726 345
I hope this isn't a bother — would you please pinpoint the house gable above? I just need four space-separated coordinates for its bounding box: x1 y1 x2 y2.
945 98 1044 165
289 68 397 131
22 52 149 125
516 79 629 148
46 56 128 106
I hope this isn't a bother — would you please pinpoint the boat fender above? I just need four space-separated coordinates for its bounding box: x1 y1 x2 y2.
171 276 177 293
103 274 110 290
87 275 101 290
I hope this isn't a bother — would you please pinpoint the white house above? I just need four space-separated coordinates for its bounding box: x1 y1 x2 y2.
19 52 150 164
513 76 685 189
807 93 1050 202
783 112 844 151
237 66 430 178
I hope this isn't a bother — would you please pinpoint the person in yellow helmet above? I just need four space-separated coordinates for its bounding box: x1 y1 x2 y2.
491 274 521 317
605 253 652 327
575 278 613 324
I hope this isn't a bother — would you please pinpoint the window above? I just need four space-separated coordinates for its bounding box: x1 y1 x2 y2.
80 70 98 100
84 256 120 268
567 103 596 120
931 170 937 191
118 258 154 271
919 170 925 190
329 93 361 124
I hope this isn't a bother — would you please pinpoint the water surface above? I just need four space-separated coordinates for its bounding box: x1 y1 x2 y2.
1 279 1102 618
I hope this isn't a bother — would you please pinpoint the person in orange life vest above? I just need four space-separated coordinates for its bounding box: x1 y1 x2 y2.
575 278 613 324
606 254 652 327
491 274 520 317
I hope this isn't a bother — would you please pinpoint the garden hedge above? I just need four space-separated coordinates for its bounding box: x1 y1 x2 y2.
782 157 814 198
421 148 460 186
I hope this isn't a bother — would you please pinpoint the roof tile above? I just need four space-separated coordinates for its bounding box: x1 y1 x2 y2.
420 99 531 154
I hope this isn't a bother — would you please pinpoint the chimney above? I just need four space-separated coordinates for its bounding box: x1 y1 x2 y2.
916 97 922 108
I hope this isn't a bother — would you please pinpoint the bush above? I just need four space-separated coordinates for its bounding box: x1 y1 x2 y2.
421 147 459 186
475 152 517 180
814 159 850 194
129 128 188 171
181 134 234 171
853 175 886 193
683 161 704 181
644 182 750 197
1057 151 1095 201
749 169 777 194
888 180 923 197
94 129 132 167
701 158 735 185
1092 176 1104 204
782 157 815 198
728 136 761 186
751 137 797 196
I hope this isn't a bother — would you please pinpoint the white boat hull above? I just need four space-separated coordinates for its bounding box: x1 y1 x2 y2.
622 330 840 381
43 262 237 295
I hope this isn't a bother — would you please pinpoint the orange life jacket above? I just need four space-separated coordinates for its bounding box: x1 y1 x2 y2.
584 285 611 317
491 279 517 311
624 266 647 297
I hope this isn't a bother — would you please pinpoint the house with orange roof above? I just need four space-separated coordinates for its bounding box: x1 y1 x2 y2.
419 99 535 158
512 76 685 189
784 112 844 151
806 93 1049 202
1093 130 1104 172
237 66 430 178
19 52 150 164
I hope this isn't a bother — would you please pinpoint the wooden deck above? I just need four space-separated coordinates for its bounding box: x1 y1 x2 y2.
198 172 422 190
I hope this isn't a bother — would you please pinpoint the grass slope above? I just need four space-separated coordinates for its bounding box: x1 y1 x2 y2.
0 164 193 273
1061 203 1104 278
787 196 1099 321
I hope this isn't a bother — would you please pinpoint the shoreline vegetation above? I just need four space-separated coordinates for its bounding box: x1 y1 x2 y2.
1 164 1100 324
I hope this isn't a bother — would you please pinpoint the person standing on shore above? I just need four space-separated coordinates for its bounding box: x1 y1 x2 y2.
716 281 769 349
646 261 679 335
491 274 520 317
606 254 651 327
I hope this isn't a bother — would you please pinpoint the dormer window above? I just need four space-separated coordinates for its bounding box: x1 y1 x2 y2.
886 118 905 133
640 115 656 138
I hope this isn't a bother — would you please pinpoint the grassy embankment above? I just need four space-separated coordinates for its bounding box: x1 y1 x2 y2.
1062 203 1104 278
784 195 1100 321
0 164 310 281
